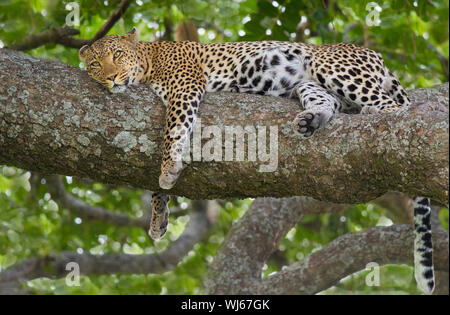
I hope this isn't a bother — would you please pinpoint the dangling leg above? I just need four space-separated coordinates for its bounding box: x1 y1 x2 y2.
412 196 435 294
293 80 342 137
149 192 170 239
158 104 190 190
158 76 205 190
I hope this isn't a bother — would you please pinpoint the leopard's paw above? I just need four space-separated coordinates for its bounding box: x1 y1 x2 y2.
149 208 169 240
293 109 333 137
360 106 380 114
159 159 183 190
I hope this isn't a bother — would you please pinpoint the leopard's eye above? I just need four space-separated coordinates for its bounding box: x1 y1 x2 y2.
114 50 122 59
90 61 100 67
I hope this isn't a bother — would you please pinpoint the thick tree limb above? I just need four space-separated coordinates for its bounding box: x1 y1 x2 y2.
7 0 132 51
0 200 210 288
255 225 449 295
0 49 448 204
205 197 449 295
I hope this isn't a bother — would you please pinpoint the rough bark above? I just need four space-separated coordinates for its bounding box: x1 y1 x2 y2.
0 49 448 204
205 197 449 295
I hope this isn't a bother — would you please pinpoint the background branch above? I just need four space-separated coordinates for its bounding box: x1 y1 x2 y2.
7 0 132 51
45 175 151 229
255 224 449 295
205 197 449 295
0 200 211 290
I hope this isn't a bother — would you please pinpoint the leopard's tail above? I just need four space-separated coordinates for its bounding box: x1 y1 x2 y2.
413 196 435 294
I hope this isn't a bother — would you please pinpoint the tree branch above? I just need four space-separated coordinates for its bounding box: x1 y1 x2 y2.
0 49 448 204
255 225 449 295
7 27 86 50
205 197 449 294
45 175 151 229
7 0 132 51
91 0 133 42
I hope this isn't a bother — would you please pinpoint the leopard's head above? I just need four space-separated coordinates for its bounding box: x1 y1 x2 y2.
79 28 142 93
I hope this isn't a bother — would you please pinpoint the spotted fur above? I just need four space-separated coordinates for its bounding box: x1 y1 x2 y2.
79 29 434 294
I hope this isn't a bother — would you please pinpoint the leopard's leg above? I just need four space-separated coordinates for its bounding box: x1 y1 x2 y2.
383 69 411 107
159 86 205 190
149 192 170 240
413 196 435 294
308 50 407 115
359 86 405 114
293 80 342 137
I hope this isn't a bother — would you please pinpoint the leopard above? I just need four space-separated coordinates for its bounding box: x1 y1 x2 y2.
79 28 435 294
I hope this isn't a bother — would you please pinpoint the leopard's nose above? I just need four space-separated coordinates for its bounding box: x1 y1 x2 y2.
107 74 118 82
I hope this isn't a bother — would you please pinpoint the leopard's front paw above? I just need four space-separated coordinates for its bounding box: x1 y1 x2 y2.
293 109 333 137
360 106 380 114
159 159 183 190
108 85 127 94
149 208 169 240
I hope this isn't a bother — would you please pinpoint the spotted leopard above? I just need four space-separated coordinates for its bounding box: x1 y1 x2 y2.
79 28 434 294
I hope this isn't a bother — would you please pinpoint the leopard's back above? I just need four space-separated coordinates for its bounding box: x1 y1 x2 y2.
201 41 309 98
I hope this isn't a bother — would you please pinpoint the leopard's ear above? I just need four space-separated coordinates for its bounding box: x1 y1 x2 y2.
79 45 90 60
123 27 138 41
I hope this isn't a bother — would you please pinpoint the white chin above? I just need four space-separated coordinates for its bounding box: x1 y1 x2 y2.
109 85 127 94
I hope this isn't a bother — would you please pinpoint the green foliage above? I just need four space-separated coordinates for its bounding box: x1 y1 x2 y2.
1 0 447 88
0 166 253 294
240 0 449 88
0 0 448 295
1 167 448 294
